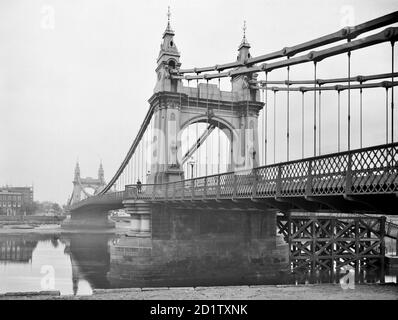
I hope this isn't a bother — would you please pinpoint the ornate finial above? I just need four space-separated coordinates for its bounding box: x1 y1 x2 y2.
242 20 247 43
167 6 171 30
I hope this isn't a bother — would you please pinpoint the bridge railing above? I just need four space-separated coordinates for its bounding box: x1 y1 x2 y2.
124 142 397 202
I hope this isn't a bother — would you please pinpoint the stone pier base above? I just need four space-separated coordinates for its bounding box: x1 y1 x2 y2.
107 206 290 288
123 200 152 237
61 211 115 230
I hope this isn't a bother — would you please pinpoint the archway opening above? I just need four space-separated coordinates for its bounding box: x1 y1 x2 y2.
180 122 231 179
81 186 96 198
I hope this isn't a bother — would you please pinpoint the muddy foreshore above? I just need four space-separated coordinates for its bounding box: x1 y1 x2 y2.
0 284 397 300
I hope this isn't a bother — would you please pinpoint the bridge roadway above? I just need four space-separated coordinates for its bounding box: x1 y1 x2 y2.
69 142 398 216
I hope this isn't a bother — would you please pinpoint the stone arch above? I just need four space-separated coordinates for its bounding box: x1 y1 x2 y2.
180 115 236 142
179 115 238 171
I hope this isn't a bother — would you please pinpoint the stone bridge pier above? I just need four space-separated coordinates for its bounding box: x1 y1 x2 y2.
110 202 290 287
123 200 152 236
62 207 116 229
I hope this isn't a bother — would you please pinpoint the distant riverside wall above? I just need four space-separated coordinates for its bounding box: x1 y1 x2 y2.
0 215 66 224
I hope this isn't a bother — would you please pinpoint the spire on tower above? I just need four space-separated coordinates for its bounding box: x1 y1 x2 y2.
98 161 104 182
164 6 174 36
237 20 251 62
154 6 181 92
74 161 80 181
239 20 250 48
242 20 247 44
167 6 172 31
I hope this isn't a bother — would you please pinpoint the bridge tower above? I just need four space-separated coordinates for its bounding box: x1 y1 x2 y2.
70 162 82 204
64 161 114 229
149 9 183 184
148 15 263 184
68 161 107 206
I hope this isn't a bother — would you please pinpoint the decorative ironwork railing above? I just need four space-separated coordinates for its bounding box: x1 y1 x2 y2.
70 143 398 216
124 142 398 201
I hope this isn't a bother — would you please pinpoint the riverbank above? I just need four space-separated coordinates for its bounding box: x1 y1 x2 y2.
0 215 65 225
0 284 397 300
0 219 131 235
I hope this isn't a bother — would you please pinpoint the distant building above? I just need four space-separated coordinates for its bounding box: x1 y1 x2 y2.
0 186 34 216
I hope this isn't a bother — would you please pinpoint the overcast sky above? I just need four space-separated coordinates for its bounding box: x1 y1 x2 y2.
0 0 397 204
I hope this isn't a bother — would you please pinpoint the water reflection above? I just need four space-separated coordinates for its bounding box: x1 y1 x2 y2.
107 235 290 288
0 234 92 295
0 235 38 263
64 234 113 294
0 230 395 295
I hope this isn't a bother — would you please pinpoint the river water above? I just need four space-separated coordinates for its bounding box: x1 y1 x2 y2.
0 231 395 295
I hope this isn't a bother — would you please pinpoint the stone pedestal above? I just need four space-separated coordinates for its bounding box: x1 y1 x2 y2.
123 200 152 237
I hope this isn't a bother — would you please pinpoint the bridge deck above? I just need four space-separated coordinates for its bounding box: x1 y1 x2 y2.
70 142 398 215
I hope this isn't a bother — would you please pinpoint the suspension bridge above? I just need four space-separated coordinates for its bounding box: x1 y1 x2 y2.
64 10 398 273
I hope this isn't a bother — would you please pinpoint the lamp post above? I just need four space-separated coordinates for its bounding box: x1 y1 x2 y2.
188 157 195 179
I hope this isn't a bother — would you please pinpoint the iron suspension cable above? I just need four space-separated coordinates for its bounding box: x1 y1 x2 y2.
230 77 234 170
127 158 130 185
187 80 190 177
218 75 221 174
136 143 139 183
138 142 141 182
206 79 209 176
128 159 134 184
142 135 145 182
392 41 395 143
360 82 363 148
253 80 398 92
313 62 317 157
141 140 144 181
141 134 144 182
251 72 398 87
301 91 305 158
386 87 389 144
264 72 268 165
178 90 182 169
338 90 341 152
287 64 290 161
319 85 322 155
196 77 199 177
246 80 250 168
348 46 352 151
274 90 277 163
261 88 265 165
134 152 137 184
177 12 398 76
